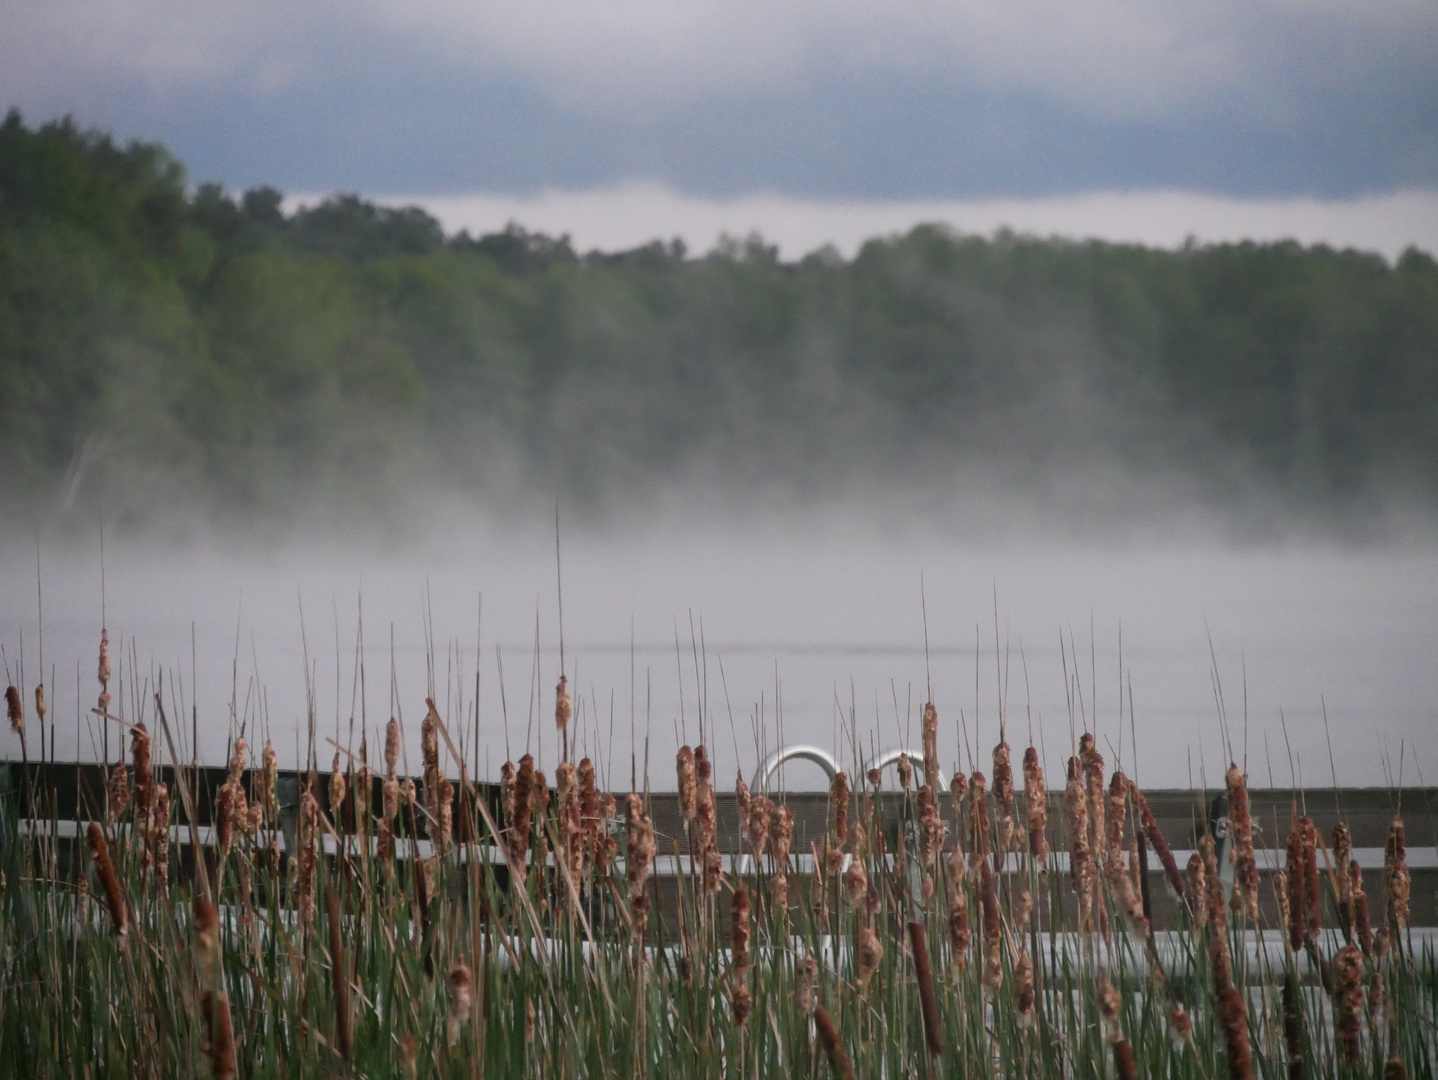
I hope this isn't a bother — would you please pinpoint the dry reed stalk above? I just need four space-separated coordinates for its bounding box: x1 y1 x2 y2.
968 770 990 870
1384 816 1411 932
201 992 238 1080
921 701 940 794
554 674 572 737
1282 974 1305 1080
1066 758 1093 930
731 886 752 1026
908 921 943 1057
993 739 1016 853
447 962 473 1047
980 859 1002 994
813 1005 856 1080
830 771 850 849
1216 984 1254 1080
86 822 126 936
1225 765 1259 921
855 925 882 989
1022 748 1048 864
1129 781 1183 897
676 746 696 823
1334 943 1364 1067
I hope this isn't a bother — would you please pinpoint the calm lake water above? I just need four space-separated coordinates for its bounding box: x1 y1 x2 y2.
3 521 1436 792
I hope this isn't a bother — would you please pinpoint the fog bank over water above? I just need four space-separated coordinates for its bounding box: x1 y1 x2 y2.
3 509 1435 792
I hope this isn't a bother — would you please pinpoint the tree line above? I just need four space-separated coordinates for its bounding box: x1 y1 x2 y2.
3 110 1436 532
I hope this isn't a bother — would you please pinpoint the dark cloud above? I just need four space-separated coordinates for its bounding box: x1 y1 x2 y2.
3 1 1435 198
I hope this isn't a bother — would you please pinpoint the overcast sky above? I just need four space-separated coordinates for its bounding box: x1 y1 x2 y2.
5 1 1438 249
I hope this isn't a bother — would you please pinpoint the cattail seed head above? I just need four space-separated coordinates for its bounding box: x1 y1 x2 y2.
86 823 126 936
830 771 850 848
97 630 111 686
1351 859 1373 957
447 962 473 1047
1334 943 1364 1067
510 754 534 870
1385 816 1411 932
1333 821 1354 933
1098 976 1122 1039
917 784 944 865
1169 1005 1193 1047
797 955 819 1014
968 770 990 869
843 855 868 907
1131 780 1183 898
855 925 882 989
554 674 572 733
1217 984 1254 1080
1187 851 1208 927
676 746 696 822
262 740 278 816
107 762 129 821
735 771 751 835
980 860 1002 994
921 701 940 796
1023 748 1049 864
813 1005 855 1080
384 717 400 777
1226 764 1258 921
202 992 238 1080
1204 834 1233 990
897 753 912 791
731 886 752 1025
1014 946 1035 1022
909 921 943 1057
747 792 771 860
329 752 347 820
992 739 1015 853
33 683 45 722
5 686 22 736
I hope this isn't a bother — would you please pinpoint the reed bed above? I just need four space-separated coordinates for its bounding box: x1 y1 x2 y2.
1 663 1435 1079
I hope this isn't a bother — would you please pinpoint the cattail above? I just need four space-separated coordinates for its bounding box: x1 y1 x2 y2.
896 753 912 791
1187 852 1208 927
329 752 347 821
297 789 319 931
1334 943 1364 1066
327 892 352 1063
1131 780 1183 897
1105 771 1128 876
436 777 454 857
1080 735 1105 870
1014 885 1032 930
993 738 1015 853
34 683 46 723
447 962 473 1047
703 845 723 897
1065 758 1092 930
595 792 618 877
968 770 990 869
855 925 882 989
1274 871 1291 948
193 896 220 975
1333 821 1354 936
384 717 400 777
1285 822 1306 951
556 760 582 881
7 686 26 737
1022 748 1049 864
771 803 794 869
1204 834 1233 990
215 780 235 856
86 823 126 936
578 757 599 858
1112 1039 1139 1080
735 771 751 835
676 746 696 823
202 992 238 1080
909 921 943 1057
731 886 752 1025
625 792 655 922
1217 984 1254 1080
1384 816 1411 932
1282 974 1304 1080
1351 859 1373 957
1169 1005 1194 1048
97 629 111 687
1302 817 1320 944
950 770 969 863
830 771 849 848
921 701 941 789
796 955 819 1014
261 740 278 817
107 761 129 821
1386 1059 1409 1080
1013 946 1035 1023
747 793 771 861
813 1005 856 1080
980 860 1002 994
916 784 944 865
500 761 517 824
843 854 868 907
148 782 170 890
554 674 571 735
510 754 534 871
1226 764 1258 921
1098 975 1122 1039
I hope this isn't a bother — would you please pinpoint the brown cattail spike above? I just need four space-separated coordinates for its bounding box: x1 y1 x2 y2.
731 886 752 1026
86 823 126 936
813 1005 856 1080
447 962 473 1047
1334 943 1364 1067
1385 816 1411 932
909 921 943 1057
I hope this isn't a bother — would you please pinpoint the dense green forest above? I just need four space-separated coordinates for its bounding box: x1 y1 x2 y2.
2 111 1436 532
